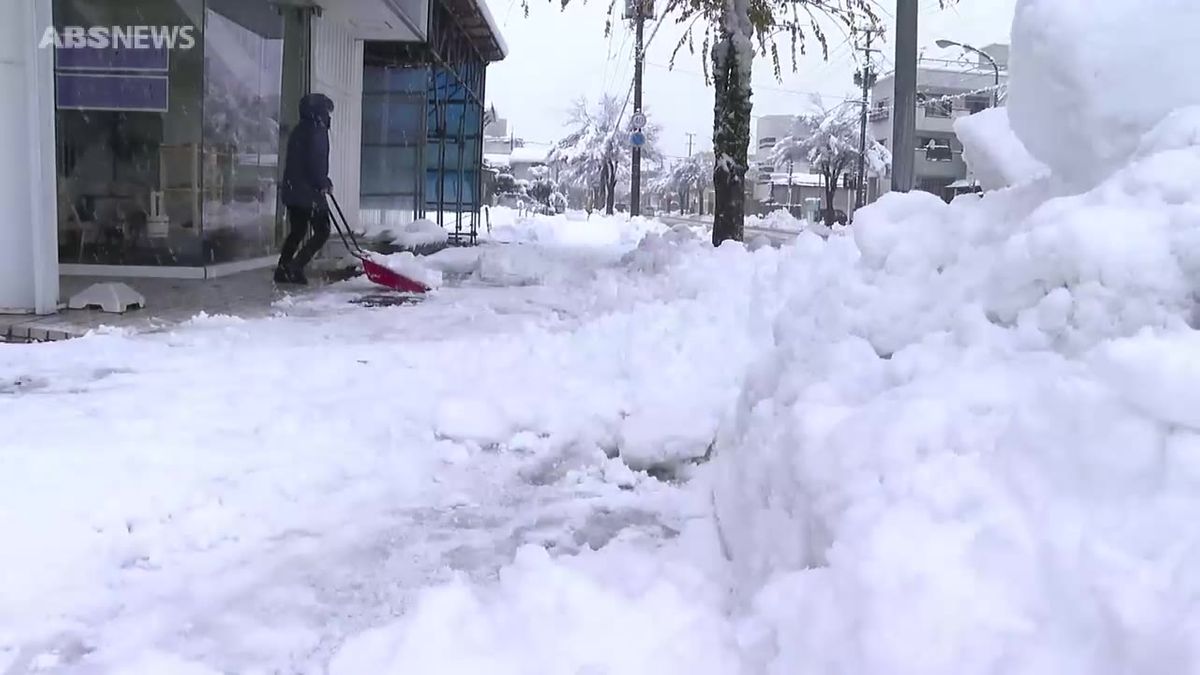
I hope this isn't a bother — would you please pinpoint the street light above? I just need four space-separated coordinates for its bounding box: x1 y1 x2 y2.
936 39 1000 108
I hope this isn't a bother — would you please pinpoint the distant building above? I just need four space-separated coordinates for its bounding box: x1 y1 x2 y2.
484 145 548 182
869 43 1010 203
480 111 548 182
748 113 851 218
483 114 513 155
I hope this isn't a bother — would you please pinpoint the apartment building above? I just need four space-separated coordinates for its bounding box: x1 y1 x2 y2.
868 43 1009 202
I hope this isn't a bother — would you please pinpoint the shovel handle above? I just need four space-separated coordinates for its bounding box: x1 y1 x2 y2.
325 192 367 260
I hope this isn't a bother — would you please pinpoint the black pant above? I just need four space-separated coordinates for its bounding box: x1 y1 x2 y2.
278 205 331 270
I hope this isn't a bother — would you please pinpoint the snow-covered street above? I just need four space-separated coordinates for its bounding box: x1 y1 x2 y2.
1 212 751 674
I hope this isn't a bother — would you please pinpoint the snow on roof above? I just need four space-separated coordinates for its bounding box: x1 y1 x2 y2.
508 147 549 164
484 147 548 170
441 0 508 61
472 0 509 60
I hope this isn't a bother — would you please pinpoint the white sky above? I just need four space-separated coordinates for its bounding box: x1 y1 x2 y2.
482 0 1018 158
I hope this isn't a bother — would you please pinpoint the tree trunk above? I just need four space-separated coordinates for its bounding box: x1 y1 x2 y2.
711 19 751 246
823 173 836 226
599 161 616 216
605 161 617 215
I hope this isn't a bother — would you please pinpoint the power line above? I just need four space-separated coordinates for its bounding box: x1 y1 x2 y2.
644 61 858 101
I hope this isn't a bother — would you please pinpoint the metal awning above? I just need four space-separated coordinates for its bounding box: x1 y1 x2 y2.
441 0 508 62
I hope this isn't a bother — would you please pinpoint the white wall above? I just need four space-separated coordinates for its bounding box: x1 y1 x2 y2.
0 0 58 314
311 15 364 231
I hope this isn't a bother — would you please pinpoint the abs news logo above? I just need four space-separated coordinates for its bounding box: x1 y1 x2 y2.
40 25 197 50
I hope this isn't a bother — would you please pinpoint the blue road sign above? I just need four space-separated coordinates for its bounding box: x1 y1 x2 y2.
630 130 646 147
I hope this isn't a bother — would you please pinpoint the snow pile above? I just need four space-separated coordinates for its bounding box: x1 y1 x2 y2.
422 246 484 276
746 234 773 252
387 219 450 249
620 223 705 275
369 252 444 289
955 107 1048 191
484 207 666 249
475 245 571 286
747 209 804 232
708 6 1200 665
1008 0 1200 190
330 544 740 675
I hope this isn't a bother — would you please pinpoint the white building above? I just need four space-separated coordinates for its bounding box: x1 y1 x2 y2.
482 114 512 155
1 0 505 315
869 43 1009 202
483 145 548 182
748 113 849 217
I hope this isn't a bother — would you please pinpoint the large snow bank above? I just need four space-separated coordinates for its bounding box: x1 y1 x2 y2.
704 5 1200 667
713 110 1200 669
1008 0 1200 190
955 108 1048 191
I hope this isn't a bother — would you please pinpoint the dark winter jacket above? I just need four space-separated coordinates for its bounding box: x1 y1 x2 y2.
281 93 335 209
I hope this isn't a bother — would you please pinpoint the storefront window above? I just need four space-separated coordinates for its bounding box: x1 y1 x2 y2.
201 0 284 264
53 0 289 268
53 0 206 266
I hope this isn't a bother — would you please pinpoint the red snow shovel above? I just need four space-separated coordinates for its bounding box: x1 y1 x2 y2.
327 193 430 294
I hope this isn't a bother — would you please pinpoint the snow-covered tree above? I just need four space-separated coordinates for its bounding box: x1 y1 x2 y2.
528 165 554 203
653 152 715 214
495 172 518 195
772 102 890 224
534 0 890 243
548 96 662 215
674 2 886 243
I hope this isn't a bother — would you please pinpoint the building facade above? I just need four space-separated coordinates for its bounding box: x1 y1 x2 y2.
869 43 1009 203
0 0 504 314
748 113 849 217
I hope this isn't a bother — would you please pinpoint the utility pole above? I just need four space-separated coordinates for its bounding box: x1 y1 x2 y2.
854 29 878 212
787 159 794 208
892 0 918 193
629 0 646 217
686 132 695 157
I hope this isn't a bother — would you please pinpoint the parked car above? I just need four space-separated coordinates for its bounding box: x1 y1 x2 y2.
821 209 848 226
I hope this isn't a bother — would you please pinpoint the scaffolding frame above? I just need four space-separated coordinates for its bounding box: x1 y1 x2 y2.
361 0 488 246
